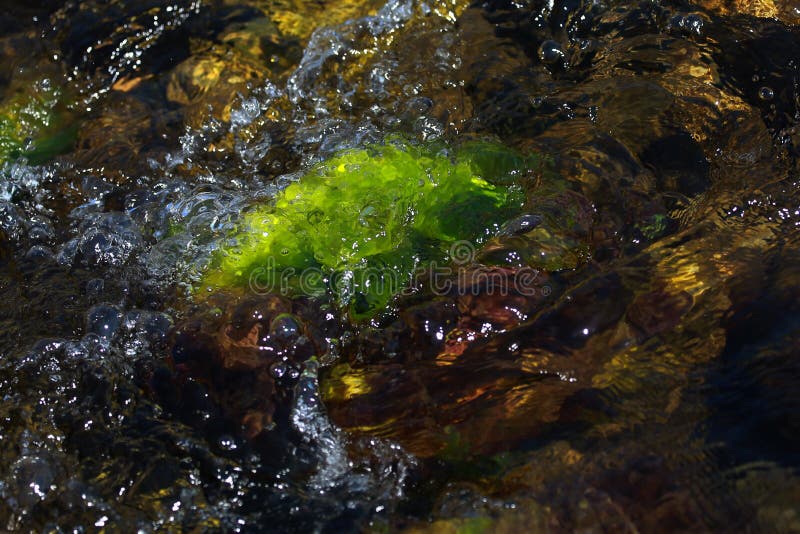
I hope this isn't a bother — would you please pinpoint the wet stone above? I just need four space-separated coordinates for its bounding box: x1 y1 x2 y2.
166 292 342 442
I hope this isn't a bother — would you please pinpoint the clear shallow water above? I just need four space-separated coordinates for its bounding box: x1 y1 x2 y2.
0 0 799 531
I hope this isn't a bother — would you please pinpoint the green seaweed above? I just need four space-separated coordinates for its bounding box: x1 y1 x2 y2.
0 82 76 166
202 139 534 319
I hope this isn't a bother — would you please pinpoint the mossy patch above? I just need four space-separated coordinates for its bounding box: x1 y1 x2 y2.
202 139 535 320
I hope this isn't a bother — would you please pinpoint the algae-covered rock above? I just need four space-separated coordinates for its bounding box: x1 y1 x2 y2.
201 139 533 320
0 79 76 166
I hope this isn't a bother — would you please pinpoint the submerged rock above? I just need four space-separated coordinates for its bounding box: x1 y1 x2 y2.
0 76 76 166
165 292 341 442
165 45 267 127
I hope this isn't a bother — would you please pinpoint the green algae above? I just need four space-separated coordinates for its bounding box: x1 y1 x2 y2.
637 213 670 241
0 81 76 166
202 140 533 319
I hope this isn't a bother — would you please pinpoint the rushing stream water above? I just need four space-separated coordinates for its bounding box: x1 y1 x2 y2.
1 0 799 531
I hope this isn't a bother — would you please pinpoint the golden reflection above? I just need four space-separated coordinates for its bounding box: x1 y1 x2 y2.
321 364 372 401
694 0 800 24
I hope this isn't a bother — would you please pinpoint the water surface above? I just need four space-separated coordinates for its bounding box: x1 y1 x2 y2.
0 0 799 531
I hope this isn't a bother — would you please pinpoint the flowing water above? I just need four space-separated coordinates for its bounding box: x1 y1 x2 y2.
0 0 799 531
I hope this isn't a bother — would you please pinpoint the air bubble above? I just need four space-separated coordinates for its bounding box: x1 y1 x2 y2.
10 455 55 509
538 40 566 65
270 314 301 342
61 213 143 267
86 304 123 340
25 245 52 261
499 214 543 236
270 361 288 379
